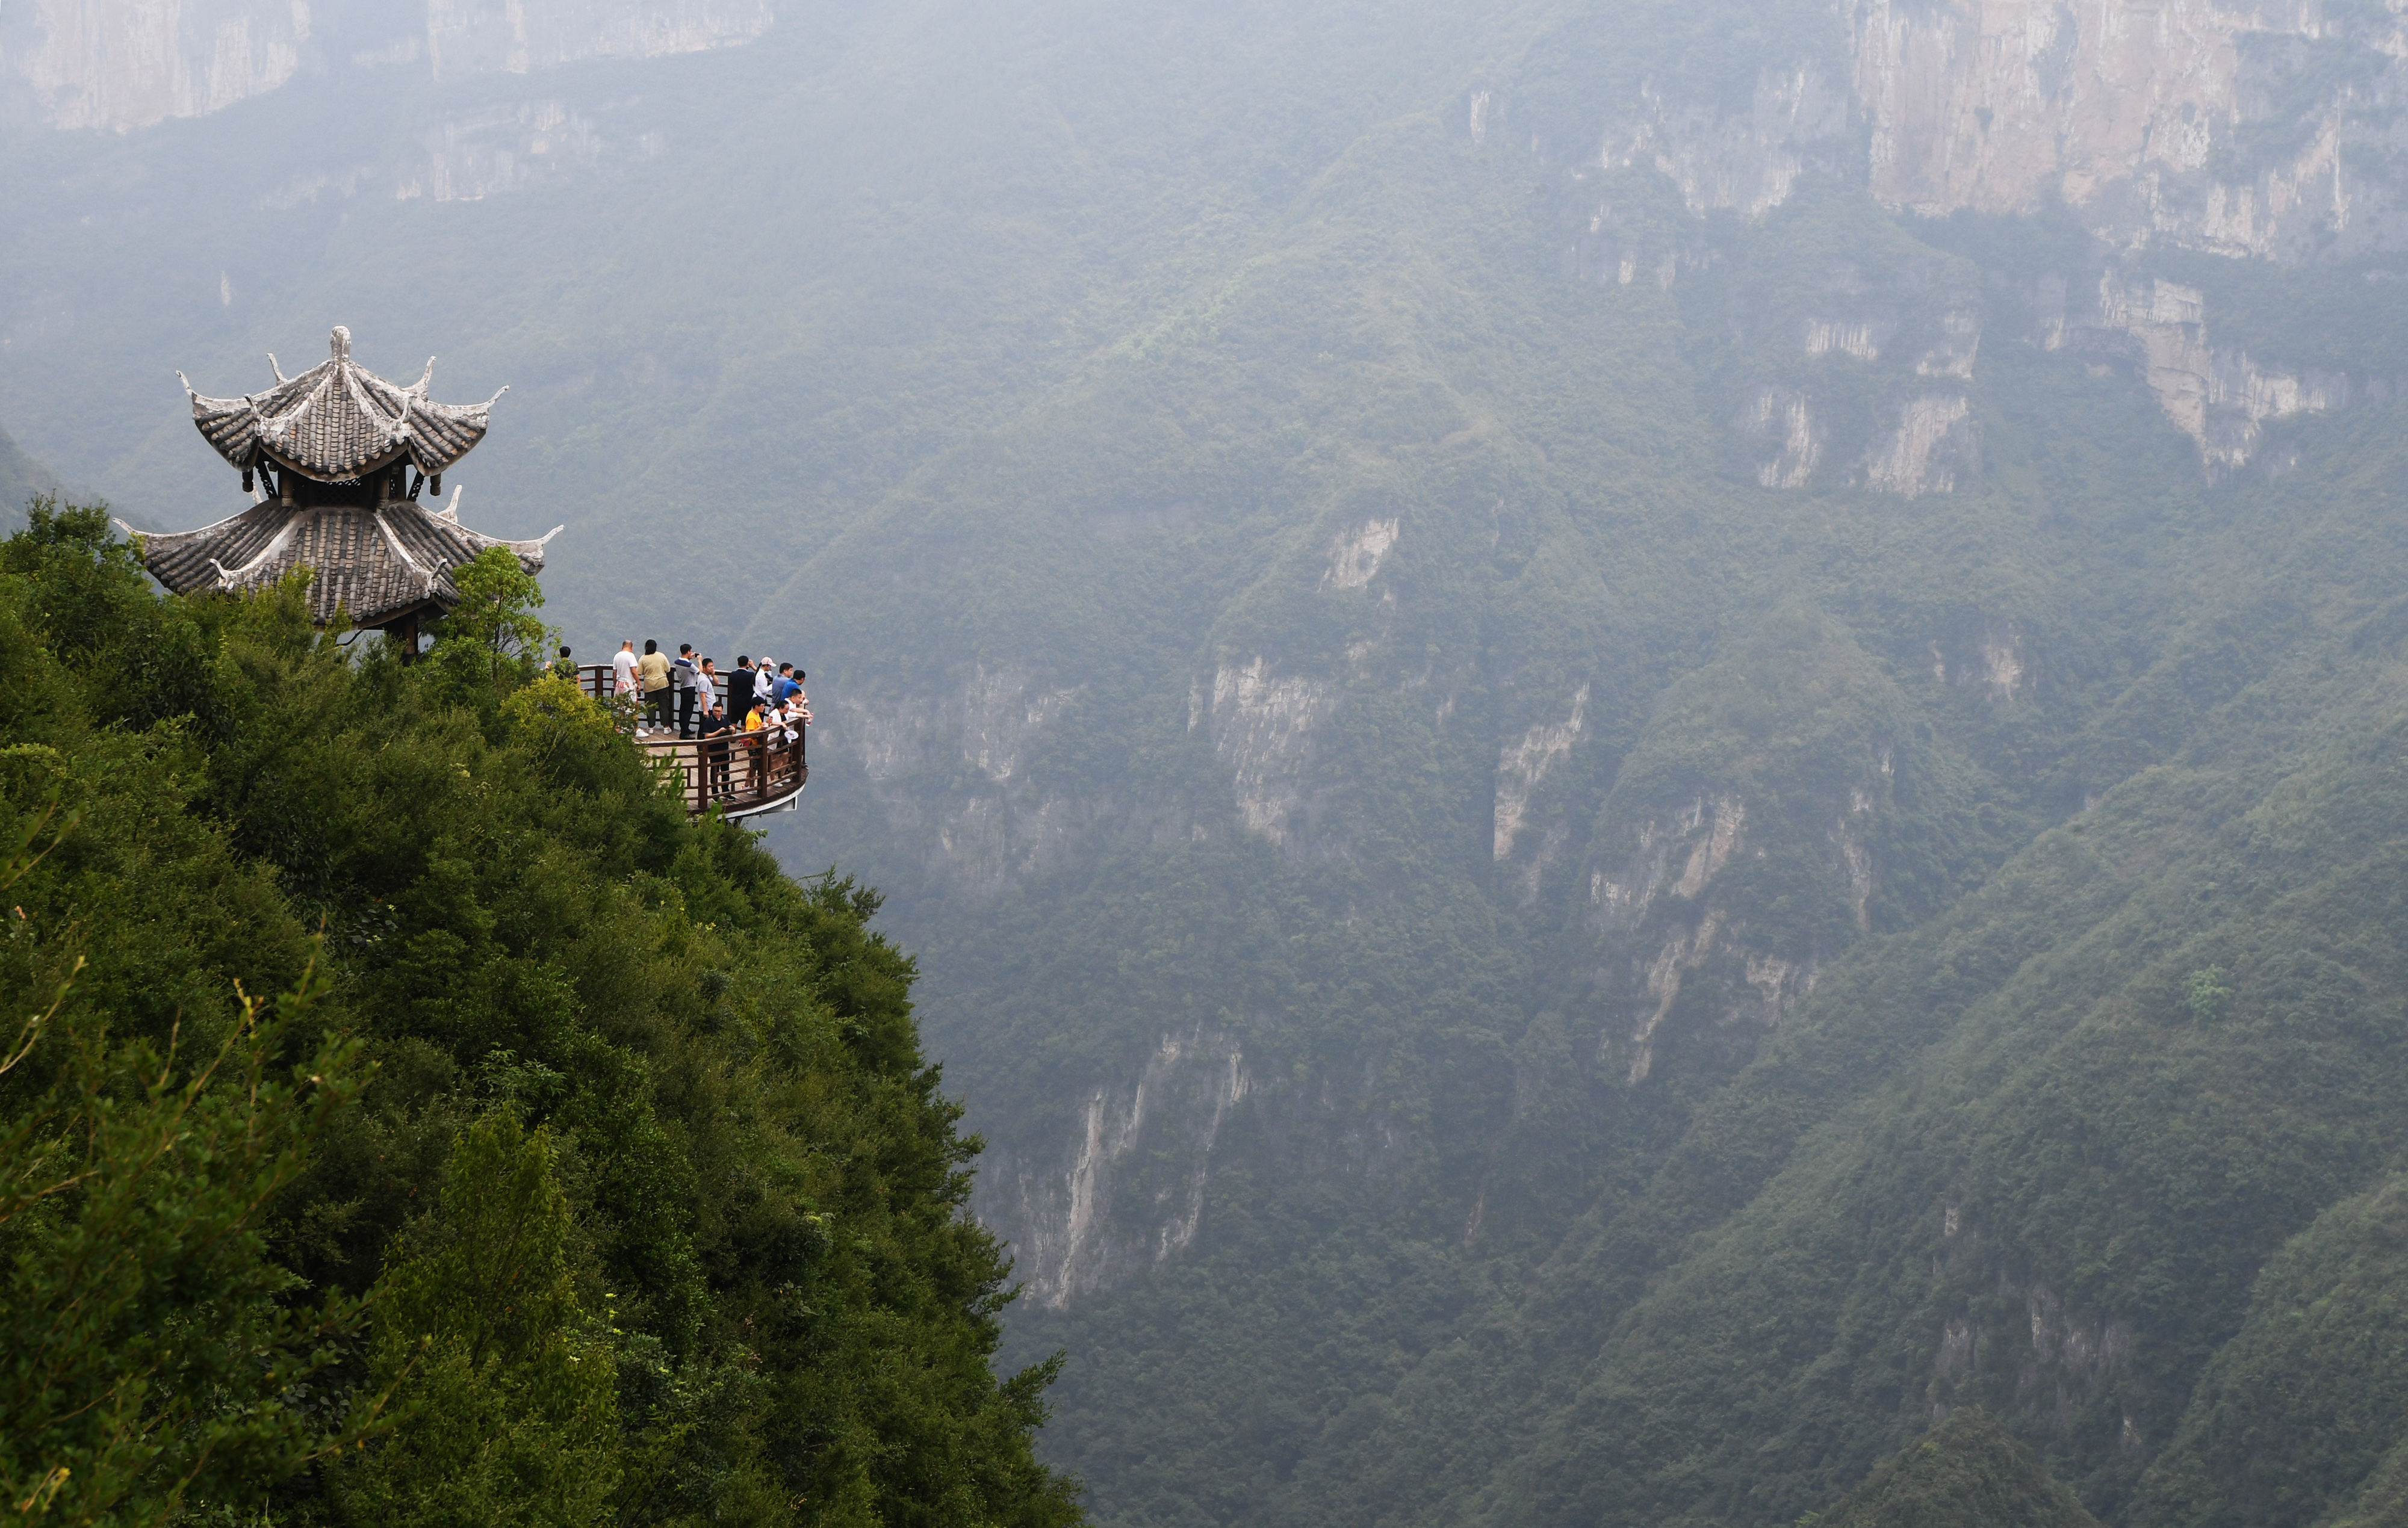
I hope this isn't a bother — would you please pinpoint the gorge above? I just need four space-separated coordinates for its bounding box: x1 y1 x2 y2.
8 0 2408 1523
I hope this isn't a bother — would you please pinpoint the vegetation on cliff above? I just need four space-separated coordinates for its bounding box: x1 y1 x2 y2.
1823 1411 2099 1528
12 1 2408 1524
0 501 1080 1527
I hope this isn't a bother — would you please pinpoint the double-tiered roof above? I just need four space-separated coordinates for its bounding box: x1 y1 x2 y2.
138 327 559 635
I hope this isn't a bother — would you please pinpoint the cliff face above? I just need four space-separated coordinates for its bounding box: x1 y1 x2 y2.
936 0 2408 1308
0 0 768 131
1 0 309 132
1544 0 2408 484
1855 0 2403 261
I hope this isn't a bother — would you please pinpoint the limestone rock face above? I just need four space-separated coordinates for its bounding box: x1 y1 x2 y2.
1848 0 2393 259
983 1028 1253 1310
1602 65 1856 221
1208 655 1341 848
1 0 769 131
827 664 1087 899
2 0 309 132
424 0 769 82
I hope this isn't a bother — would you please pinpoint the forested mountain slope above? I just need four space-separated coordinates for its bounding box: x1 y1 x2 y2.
0 506 1078 1526
11 0 2408 1524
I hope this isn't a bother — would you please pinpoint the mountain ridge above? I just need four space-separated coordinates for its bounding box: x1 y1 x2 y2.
12 2 2408 1524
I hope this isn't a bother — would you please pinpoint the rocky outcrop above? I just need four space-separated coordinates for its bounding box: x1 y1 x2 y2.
1861 394 1975 496
1600 66 1854 220
1207 656 1341 846
1928 621 2028 704
1916 309 1982 378
4 0 306 132
1847 0 2376 259
827 664 1084 895
425 0 769 81
2079 271 2360 473
1805 318 1888 362
1590 793 1745 932
1628 908 1721 1083
982 1027 1252 1308
1320 517 1399 592
1492 685 1589 864
1749 388 1822 490
2 0 769 131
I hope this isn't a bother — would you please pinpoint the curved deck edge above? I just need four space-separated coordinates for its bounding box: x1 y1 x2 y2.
723 770 807 820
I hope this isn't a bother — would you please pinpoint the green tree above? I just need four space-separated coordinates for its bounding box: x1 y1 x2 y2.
0 907 374 1526
332 1110 619 1528
1823 1411 2100 1528
2185 965 2234 1024
432 545 552 693
0 504 1081 1527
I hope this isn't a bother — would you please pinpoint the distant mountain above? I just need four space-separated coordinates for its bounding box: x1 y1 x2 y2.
14 4 2408 1527
0 418 60 530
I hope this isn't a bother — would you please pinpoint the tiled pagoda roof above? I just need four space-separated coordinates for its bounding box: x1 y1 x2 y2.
131 494 560 631
180 326 503 483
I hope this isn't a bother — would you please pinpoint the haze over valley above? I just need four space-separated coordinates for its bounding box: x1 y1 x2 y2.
10 1 2408 1524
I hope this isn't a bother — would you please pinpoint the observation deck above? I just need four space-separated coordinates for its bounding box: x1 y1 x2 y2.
575 665 807 820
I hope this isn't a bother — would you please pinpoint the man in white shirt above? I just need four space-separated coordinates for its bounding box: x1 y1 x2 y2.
611 640 638 698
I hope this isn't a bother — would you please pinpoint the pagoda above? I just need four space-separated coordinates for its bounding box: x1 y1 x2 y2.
135 326 560 647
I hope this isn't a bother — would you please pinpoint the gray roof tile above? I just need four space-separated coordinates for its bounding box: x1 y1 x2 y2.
133 496 559 631
181 326 501 483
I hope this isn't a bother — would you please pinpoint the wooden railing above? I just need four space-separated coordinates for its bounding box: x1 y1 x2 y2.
569 663 807 820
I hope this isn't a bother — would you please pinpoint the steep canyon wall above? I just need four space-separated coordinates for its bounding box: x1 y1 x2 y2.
0 0 768 131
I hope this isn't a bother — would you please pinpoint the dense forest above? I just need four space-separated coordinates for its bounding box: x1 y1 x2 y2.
14 0 2408 1523
0 501 1080 1527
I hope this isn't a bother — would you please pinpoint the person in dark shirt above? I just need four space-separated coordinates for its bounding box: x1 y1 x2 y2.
697 697 731 802
727 657 757 726
673 644 698 738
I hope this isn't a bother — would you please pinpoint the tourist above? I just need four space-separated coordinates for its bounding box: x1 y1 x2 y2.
697 696 731 800
612 639 638 698
728 656 757 726
792 670 811 725
673 644 698 738
638 640 672 735
742 692 772 795
551 644 576 682
773 662 799 705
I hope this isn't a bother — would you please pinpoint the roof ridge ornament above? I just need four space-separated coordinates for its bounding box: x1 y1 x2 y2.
331 326 352 362
373 509 444 597
267 353 289 385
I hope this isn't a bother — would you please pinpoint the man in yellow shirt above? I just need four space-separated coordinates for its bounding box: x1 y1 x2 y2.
637 640 673 735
